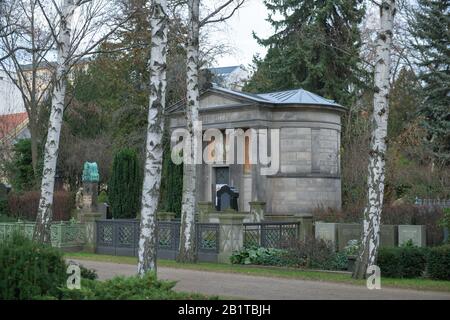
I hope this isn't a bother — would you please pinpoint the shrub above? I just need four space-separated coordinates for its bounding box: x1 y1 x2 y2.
344 239 360 256
0 233 67 300
427 245 450 280
231 238 348 271
410 205 445 246
4 139 36 191
230 247 286 266
60 273 212 300
108 149 142 219
97 190 108 204
377 245 428 278
312 206 362 223
438 208 450 231
0 198 9 216
326 251 349 271
6 191 74 221
280 237 337 269
80 264 98 280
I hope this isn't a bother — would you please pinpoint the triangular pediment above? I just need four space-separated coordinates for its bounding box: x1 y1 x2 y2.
200 90 255 109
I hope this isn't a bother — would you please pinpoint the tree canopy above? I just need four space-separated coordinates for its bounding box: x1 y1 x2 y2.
245 0 367 107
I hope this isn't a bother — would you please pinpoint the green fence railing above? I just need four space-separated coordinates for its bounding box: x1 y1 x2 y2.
0 221 86 248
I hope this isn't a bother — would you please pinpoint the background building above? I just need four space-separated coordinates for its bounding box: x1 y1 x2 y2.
208 65 249 91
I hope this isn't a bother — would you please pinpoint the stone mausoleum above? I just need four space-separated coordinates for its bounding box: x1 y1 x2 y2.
168 85 346 220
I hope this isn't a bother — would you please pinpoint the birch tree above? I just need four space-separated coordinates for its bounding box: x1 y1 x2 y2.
33 0 125 243
353 0 396 279
33 0 77 243
178 0 245 262
137 0 169 276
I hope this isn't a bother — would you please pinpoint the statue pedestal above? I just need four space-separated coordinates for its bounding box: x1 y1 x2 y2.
82 182 98 212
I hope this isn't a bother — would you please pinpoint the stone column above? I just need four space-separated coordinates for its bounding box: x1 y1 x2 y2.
218 212 246 264
198 201 214 223
249 201 266 222
82 212 102 253
157 212 176 221
295 216 313 241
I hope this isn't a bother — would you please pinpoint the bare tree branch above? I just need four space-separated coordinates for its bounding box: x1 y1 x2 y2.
200 0 245 26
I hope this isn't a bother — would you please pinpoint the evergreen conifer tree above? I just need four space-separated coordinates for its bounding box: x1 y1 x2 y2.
245 0 367 106
410 0 450 165
108 149 142 219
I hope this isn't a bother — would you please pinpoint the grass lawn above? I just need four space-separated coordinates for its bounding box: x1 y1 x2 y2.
65 252 450 293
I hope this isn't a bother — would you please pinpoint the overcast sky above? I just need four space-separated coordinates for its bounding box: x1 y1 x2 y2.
209 0 382 69
210 0 274 68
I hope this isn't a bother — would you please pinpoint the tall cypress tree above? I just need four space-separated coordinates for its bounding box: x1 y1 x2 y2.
108 149 142 219
159 123 183 216
245 0 366 106
410 0 450 165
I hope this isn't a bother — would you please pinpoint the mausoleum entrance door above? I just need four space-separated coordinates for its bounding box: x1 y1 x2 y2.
214 167 229 206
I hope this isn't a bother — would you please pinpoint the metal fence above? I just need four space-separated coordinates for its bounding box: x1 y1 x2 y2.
243 222 300 248
415 198 450 208
96 219 220 262
196 223 220 262
0 221 85 249
96 219 139 256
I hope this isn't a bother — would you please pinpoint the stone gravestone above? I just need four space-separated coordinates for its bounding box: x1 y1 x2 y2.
337 224 362 251
216 185 239 211
380 225 398 248
315 222 337 250
398 225 426 247
82 162 100 212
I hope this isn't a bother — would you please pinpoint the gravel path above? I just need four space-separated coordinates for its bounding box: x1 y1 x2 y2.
68 259 450 300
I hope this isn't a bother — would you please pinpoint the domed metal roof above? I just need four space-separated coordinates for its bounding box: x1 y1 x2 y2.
211 84 342 108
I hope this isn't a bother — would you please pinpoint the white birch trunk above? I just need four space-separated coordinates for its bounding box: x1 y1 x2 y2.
353 0 396 279
137 0 168 276
34 0 75 243
178 0 200 262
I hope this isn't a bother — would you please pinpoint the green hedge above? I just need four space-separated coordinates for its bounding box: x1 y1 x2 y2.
427 245 450 280
0 233 67 300
377 246 428 278
60 273 214 300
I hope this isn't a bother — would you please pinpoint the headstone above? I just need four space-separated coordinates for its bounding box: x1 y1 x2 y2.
380 225 398 247
216 185 239 211
337 224 362 251
398 225 426 247
315 222 337 249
